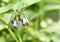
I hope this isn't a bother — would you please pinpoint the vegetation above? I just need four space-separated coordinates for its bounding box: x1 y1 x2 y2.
0 0 60 42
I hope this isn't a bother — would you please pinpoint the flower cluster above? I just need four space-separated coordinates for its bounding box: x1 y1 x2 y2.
11 16 29 28
11 9 29 28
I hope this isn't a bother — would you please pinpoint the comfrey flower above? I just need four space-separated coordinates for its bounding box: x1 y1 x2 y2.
12 21 18 28
20 11 29 27
22 17 29 27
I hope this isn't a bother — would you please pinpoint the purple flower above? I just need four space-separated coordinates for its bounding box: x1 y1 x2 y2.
22 17 29 27
12 21 18 28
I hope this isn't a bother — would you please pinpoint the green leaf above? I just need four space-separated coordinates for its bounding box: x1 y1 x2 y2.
43 4 60 11
0 21 7 30
25 9 40 20
0 13 13 24
0 13 14 30
45 0 60 4
2 0 10 3
12 0 41 10
0 6 11 14
24 4 41 20
2 13 13 24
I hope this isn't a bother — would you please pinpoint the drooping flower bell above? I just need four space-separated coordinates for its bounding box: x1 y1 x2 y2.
21 13 29 27
12 20 18 28
22 17 29 27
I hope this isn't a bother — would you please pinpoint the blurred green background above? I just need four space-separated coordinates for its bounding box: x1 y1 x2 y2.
0 0 60 42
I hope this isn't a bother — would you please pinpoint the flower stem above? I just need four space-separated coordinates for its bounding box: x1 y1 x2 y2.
12 28 22 42
8 28 18 42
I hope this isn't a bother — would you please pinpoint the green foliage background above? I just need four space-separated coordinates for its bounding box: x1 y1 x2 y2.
0 0 60 42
